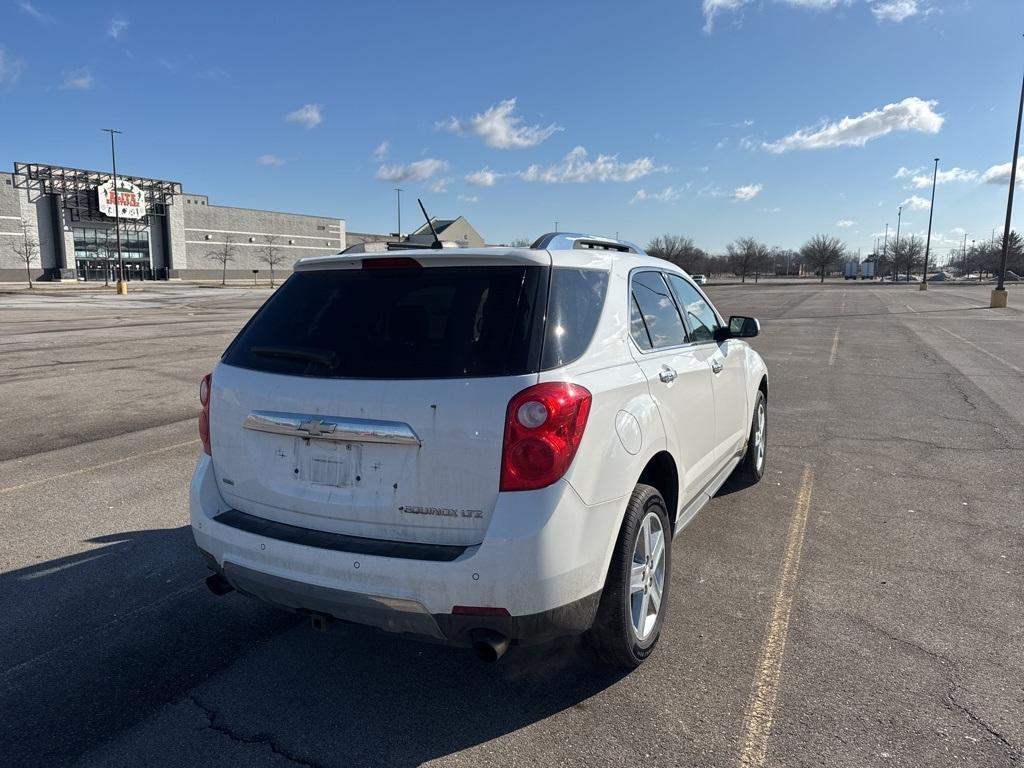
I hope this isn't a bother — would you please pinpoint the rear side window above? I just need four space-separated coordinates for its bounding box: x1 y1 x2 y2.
541 268 609 369
630 271 688 349
223 265 545 379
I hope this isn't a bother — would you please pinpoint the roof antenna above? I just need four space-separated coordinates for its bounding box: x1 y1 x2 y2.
417 198 443 249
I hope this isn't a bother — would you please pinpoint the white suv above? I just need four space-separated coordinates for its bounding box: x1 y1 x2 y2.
191 233 768 668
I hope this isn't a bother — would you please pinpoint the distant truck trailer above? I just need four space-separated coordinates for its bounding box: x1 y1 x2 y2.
844 261 876 280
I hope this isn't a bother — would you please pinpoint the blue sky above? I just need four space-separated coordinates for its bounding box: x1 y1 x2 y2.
1 0 1022 257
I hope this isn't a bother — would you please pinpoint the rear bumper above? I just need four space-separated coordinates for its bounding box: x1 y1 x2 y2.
190 455 624 645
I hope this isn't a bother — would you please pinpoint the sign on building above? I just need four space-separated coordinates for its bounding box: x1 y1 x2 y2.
97 179 147 220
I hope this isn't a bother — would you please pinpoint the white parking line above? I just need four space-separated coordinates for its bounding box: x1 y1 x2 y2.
829 327 840 366
0 439 200 495
939 327 1024 373
737 466 814 768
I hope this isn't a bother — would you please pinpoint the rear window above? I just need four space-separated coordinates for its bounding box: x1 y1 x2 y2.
223 265 545 379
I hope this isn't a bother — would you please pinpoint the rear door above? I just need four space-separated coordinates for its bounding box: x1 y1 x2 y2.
628 270 718 504
209 256 548 547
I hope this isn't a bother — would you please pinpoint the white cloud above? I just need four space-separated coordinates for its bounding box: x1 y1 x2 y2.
836 219 855 227
257 154 285 167
871 0 920 23
108 18 128 39
894 166 921 178
285 103 323 129
61 69 94 90
764 97 943 153
375 158 448 182
909 167 977 188
0 48 25 85
372 141 389 160
981 158 1024 186
439 98 562 149
698 184 726 198
18 2 52 22
702 0 749 33
733 183 763 201
457 194 479 203
950 227 966 235
704 0 850 33
519 146 664 184
630 186 683 204
901 195 931 210
465 168 500 187
427 177 451 194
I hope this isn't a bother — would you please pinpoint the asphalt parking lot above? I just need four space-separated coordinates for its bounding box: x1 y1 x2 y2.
1 282 1021 768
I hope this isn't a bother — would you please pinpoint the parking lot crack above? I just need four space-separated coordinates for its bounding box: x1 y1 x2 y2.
186 694 322 768
946 692 1020 763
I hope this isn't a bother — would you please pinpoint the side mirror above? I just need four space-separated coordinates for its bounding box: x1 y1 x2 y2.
719 315 759 340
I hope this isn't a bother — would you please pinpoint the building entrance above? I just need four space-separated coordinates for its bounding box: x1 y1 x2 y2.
73 226 154 281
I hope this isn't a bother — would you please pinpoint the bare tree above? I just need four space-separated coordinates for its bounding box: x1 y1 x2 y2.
10 218 40 289
726 237 770 283
258 235 285 287
800 234 846 283
890 235 924 281
206 235 236 286
647 235 705 273
509 238 532 248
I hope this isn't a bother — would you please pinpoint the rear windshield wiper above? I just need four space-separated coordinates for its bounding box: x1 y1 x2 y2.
250 345 339 369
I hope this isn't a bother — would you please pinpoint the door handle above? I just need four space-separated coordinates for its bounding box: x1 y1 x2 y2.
710 359 724 374
659 366 677 383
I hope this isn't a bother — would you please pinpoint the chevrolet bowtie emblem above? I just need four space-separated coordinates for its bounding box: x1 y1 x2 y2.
297 419 337 437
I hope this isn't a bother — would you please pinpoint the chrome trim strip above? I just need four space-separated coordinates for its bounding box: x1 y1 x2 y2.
243 410 421 446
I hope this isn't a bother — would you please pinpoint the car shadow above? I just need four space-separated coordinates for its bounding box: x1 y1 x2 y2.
0 526 627 768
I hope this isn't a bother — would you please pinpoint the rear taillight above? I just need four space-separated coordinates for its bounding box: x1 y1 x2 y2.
500 382 592 492
198 373 212 456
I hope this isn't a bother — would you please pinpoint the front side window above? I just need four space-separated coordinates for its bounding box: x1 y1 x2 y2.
666 274 721 343
630 271 688 350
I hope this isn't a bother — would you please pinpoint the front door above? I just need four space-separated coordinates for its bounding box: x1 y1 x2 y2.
628 270 719 507
666 274 749 460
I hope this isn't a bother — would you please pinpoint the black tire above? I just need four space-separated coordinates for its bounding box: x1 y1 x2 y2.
735 390 767 485
588 483 672 669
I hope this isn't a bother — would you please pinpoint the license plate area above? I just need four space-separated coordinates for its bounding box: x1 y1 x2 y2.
299 440 363 488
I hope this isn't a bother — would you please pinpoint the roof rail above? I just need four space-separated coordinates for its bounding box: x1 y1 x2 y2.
530 232 645 255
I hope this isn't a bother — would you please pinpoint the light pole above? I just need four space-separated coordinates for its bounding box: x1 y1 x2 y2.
921 158 939 291
992 46 1024 308
554 221 559 232
882 223 889 280
102 128 126 295
894 207 902 281
962 232 968 277
394 188 403 239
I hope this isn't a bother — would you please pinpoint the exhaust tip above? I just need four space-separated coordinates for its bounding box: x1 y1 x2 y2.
470 629 510 663
205 572 234 596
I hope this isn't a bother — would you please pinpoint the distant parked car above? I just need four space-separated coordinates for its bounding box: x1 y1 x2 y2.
1004 271 1021 281
691 274 708 284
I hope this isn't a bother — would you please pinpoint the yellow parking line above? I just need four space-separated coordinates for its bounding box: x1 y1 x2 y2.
737 466 815 768
0 439 200 494
828 327 840 366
